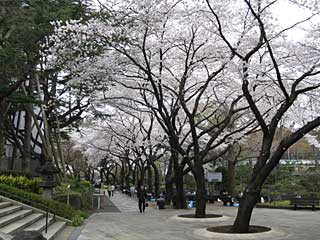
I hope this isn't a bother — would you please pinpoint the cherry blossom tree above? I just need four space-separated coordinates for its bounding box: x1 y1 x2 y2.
46 0 262 217
71 105 167 194
206 0 320 233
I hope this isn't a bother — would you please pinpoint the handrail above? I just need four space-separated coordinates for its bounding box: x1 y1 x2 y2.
0 189 56 234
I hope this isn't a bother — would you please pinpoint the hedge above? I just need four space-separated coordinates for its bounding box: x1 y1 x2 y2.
0 170 33 178
0 183 87 226
0 175 41 193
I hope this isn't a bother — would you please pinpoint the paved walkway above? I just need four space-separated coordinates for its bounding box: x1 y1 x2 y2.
93 194 120 213
107 191 140 213
72 193 320 240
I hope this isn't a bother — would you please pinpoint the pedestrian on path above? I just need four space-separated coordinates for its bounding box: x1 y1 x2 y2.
137 185 147 213
111 184 115 196
130 186 135 197
108 185 113 197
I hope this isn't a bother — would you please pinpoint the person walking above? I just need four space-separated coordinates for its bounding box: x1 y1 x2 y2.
107 185 112 197
130 185 135 197
111 184 115 196
137 185 147 213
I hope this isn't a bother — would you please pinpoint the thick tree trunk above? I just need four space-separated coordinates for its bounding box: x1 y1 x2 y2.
231 187 260 233
0 103 6 160
100 169 104 183
165 177 174 205
174 171 186 209
0 100 11 169
138 166 145 188
132 165 136 185
147 164 153 193
173 152 186 209
110 172 116 184
115 164 118 184
120 162 125 188
165 157 174 204
54 127 66 177
194 161 206 218
228 159 236 196
23 108 32 172
84 169 90 181
152 162 160 198
91 169 95 182
125 169 131 187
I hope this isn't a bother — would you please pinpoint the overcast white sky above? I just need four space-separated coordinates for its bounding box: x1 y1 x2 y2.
272 0 319 40
92 0 319 41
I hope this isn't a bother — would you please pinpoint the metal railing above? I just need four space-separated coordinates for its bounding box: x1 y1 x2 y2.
0 189 56 233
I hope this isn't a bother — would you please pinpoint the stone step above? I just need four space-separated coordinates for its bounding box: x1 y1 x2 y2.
24 216 55 232
42 221 66 240
0 202 12 209
0 205 22 218
0 209 33 228
0 213 43 234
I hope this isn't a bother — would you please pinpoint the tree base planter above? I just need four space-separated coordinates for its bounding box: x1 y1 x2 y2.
193 226 288 239
178 214 222 218
207 225 270 233
169 213 230 222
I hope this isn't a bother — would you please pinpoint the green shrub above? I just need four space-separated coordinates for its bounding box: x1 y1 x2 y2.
54 178 93 211
71 215 84 227
68 178 93 192
0 183 87 226
0 170 33 178
0 175 41 193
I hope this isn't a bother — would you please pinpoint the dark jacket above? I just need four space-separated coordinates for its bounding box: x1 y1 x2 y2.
137 188 147 200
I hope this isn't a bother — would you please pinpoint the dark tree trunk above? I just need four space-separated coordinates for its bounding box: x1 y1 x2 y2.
152 162 160 198
228 159 236 196
173 151 186 209
125 169 131 187
120 162 125 188
165 157 174 205
165 178 174 205
91 169 95 182
174 171 185 209
0 103 6 160
23 107 32 172
111 173 116 183
99 169 104 183
138 166 145 189
147 164 153 193
232 187 260 233
9 146 17 170
194 160 206 217
103 171 108 183
0 96 10 161
114 164 118 184
84 169 90 181
132 165 137 185
125 161 133 187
